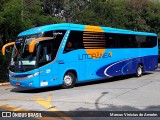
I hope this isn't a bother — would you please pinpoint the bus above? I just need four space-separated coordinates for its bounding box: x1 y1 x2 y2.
2 23 158 89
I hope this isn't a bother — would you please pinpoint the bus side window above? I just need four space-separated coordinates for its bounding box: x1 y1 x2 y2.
146 36 157 48
64 31 83 53
136 36 147 48
65 41 74 51
118 34 133 48
131 36 138 48
39 43 52 67
105 33 117 48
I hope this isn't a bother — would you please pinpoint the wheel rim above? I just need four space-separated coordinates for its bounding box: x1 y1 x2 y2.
137 67 142 76
64 75 73 86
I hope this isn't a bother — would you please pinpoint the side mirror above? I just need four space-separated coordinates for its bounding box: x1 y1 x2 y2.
1 42 15 55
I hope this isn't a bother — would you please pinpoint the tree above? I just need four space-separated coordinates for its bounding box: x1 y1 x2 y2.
0 0 32 44
0 0 62 44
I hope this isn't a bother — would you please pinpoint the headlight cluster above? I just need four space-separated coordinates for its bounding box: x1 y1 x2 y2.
27 71 43 79
9 71 43 80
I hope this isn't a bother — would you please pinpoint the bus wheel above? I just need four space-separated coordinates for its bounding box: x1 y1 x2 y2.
136 65 143 77
62 72 76 89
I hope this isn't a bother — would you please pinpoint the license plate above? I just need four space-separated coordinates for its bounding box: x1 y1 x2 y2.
16 82 20 86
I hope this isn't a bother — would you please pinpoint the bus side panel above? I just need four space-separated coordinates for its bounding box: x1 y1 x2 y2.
58 50 86 83
143 55 158 71
96 48 158 78
38 62 60 87
96 55 158 78
88 49 139 78
58 47 158 82
85 60 101 80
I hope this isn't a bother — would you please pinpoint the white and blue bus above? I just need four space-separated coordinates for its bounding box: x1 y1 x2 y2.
2 23 158 88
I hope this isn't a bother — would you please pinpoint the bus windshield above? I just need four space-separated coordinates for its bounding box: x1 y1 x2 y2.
9 33 42 72
10 37 39 72
9 30 66 72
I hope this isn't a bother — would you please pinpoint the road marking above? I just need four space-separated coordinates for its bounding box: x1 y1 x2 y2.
0 104 27 111
0 96 41 101
0 98 31 101
0 104 61 120
0 82 10 86
33 94 72 120
0 94 70 119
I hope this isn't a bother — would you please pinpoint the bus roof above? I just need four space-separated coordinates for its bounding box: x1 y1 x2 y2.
18 23 157 37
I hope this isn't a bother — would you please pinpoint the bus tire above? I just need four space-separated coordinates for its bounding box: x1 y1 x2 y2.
62 72 76 89
136 65 143 77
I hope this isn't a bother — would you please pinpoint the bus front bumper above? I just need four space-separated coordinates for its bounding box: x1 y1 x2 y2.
10 77 40 88
9 72 41 88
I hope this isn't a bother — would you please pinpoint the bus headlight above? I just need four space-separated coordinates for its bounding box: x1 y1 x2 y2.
9 71 43 80
27 71 42 79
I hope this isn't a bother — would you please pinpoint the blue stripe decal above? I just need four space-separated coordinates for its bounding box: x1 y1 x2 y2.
96 55 158 78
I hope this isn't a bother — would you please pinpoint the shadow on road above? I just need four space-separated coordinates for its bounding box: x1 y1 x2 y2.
65 105 160 119
64 91 160 119
75 73 151 87
10 86 61 93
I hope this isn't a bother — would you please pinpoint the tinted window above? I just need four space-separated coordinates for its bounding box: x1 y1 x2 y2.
38 30 66 66
134 35 157 48
105 33 157 48
64 31 84 53
135 36 147 48
118 34 134 48
105 33 117 48
145 36 157 48
44 30 66 49
39 42 53 67
64 30 157 53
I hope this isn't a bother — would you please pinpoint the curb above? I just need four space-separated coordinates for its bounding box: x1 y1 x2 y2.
0 82 10 86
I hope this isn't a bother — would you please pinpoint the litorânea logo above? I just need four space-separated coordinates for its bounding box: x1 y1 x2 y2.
78 51 112 60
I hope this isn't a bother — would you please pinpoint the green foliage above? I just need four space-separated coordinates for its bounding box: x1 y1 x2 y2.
36 15 63 26
0 0 62 44
0 0 31 43
1 0 160 42
0 0 160 52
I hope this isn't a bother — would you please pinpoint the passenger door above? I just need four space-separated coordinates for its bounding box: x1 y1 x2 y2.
38 42 58 87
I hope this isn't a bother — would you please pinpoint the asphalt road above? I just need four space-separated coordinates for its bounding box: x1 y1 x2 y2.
0 69 160 120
